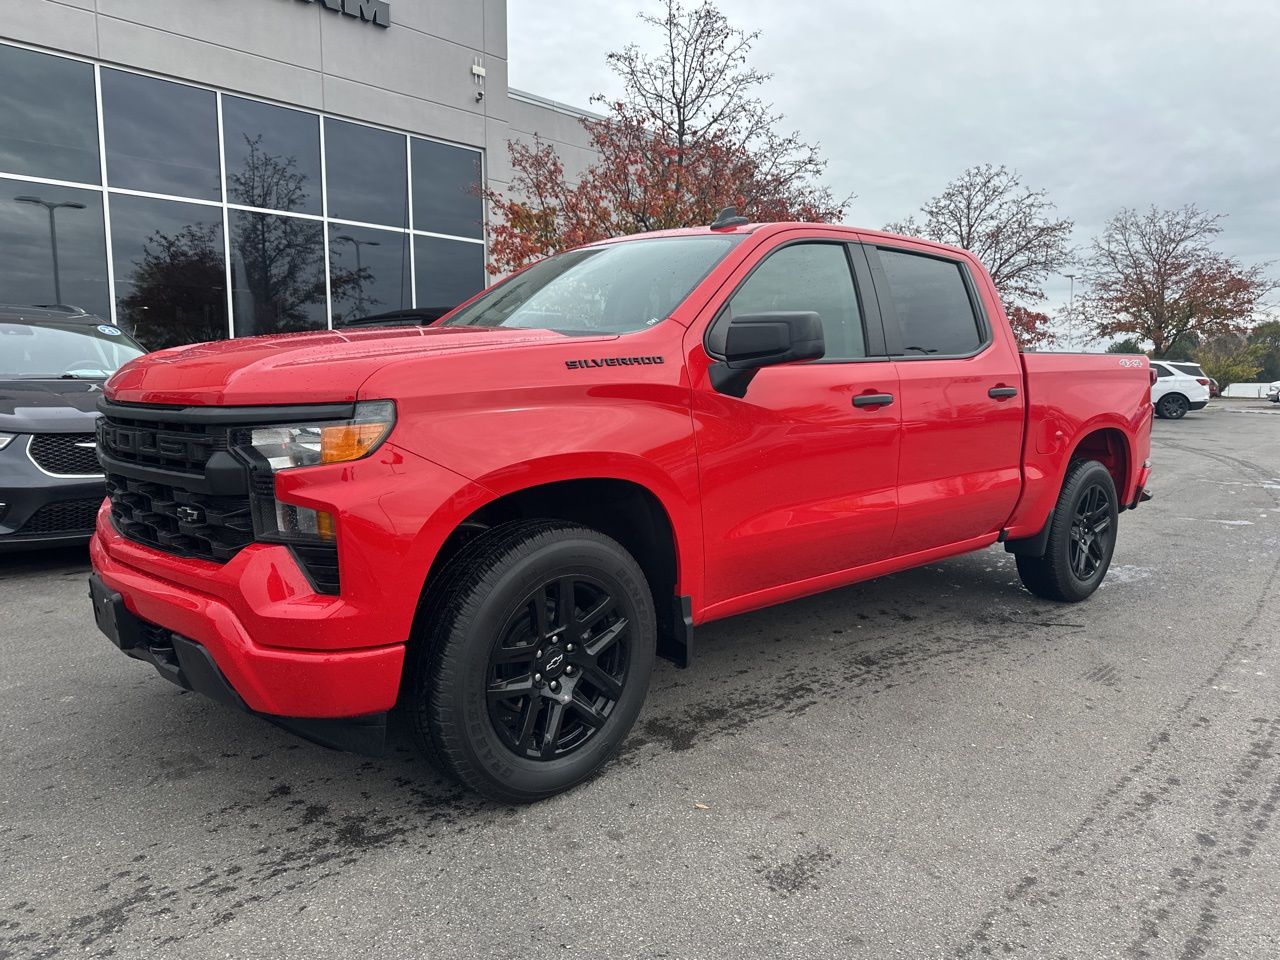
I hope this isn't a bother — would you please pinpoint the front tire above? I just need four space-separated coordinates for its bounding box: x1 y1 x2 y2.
1016 460 1118 603
409 521 656 803
1158 392 1189 419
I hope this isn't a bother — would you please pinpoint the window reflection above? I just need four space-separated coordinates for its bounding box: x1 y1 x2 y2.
101 69 220 201
111 194 227 349
0 45 99 184
324 119 407 228
230 211 326 337
0 179 109 316
328 225 409 323
223 97 322 215
414 237 485 312
411 138 482 239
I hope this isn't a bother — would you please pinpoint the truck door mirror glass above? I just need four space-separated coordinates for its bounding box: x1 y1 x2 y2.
710 311 825 398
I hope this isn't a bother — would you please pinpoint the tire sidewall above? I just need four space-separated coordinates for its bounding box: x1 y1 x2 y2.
442 535 655 799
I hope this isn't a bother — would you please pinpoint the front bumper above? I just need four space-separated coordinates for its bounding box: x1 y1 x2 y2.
88 571 388 754
0 435 104 550
90 509 405 722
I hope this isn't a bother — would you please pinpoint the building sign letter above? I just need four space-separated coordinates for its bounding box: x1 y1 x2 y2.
298 0 391 28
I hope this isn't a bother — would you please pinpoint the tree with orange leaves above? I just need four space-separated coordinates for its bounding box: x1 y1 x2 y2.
1083 205 1275 357
485 1 848 274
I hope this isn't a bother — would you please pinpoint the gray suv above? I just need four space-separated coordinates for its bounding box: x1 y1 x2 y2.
0 305 146 550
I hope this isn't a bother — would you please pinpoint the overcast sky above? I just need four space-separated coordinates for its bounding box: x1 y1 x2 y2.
508 0 1279 325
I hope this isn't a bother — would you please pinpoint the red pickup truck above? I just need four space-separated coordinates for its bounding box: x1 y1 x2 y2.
89 218 1153 802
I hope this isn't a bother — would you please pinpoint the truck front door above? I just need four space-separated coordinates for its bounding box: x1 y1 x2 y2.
689 236 901 614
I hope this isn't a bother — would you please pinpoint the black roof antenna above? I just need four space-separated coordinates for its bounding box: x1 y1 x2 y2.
709 206 749 229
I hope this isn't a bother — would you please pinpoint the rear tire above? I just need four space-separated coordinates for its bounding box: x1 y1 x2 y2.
408 521 656 803
1016 460 1118 603
1158 392 1189 419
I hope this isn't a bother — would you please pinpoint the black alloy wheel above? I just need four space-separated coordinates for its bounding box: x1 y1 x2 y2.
1068 483 1113 582
487 574 631 760
1159 393 1189 419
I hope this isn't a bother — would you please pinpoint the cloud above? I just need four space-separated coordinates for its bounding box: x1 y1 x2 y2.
508 0 1280 311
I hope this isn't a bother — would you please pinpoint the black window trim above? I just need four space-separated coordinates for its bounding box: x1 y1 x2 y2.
865 244 993 361
703 237 890 364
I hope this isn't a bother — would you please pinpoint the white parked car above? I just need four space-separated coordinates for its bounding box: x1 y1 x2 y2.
1267 381 1279 403
1150 360 1210 419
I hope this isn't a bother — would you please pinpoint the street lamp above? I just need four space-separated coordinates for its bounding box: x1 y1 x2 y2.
15 196 86 306
333 234 380 317
1064 273 1077 351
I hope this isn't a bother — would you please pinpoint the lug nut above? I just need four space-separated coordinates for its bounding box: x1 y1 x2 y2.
534 673 542 682
565 665 575 675
535 649 543 658
566 643 575 652
550 680 559 691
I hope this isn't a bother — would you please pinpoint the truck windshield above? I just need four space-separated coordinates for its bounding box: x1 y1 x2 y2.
1 321 146 379
443 234 744 335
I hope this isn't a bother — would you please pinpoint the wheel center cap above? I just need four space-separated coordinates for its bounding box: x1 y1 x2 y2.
540 645 567 680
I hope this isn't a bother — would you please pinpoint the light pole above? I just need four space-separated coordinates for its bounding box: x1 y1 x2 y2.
333 234 380 317
1064 273 1077 351
16 196 86 306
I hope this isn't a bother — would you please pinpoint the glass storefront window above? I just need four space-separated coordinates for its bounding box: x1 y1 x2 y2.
230 210 327 337
110 194 227 349
0 43 488 345
324 118 407 228
414 237 486 312
101 69 221 201
223 96 322 215
411 138 483 239
0 45 100 184
328 224 410 324
0 179 109 316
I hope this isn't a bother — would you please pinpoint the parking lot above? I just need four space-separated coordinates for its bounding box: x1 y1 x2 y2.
1 401 1277 960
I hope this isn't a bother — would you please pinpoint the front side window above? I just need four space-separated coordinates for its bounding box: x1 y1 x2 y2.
710 242 867 360
0 321 145 379
878 248 984 356
445 235 742 335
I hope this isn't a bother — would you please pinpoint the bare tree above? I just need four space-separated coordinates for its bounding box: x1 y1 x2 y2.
1083 205 1275 357
886 164 1073 347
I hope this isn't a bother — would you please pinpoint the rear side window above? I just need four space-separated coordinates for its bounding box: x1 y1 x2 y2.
877 249 983 356
1170 362 1205 378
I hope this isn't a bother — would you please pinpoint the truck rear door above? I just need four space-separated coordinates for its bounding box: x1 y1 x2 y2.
861 240 1026 554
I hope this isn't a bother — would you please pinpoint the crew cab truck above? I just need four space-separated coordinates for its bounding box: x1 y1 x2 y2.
89 218 1154 802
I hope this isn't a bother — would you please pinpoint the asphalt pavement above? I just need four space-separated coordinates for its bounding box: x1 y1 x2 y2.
2 400 1278 960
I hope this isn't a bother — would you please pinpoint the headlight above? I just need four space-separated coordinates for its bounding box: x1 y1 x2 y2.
246 400 396 473
0 432 15 450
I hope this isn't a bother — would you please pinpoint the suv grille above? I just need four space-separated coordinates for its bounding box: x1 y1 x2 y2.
106 473 254 563
97 416 227 477
19 498 102 535
29 433 102 476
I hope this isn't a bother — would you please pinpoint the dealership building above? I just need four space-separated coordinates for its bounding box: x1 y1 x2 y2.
1 0 596 348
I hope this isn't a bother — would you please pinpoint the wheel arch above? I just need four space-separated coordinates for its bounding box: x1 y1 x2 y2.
412 465 696 666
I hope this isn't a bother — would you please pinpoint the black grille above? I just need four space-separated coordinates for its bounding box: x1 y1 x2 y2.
97 416 228 477
106 473 254 563
19 498 102 535
29 433 102 476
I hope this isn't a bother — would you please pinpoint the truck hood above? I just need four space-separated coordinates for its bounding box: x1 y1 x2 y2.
106 326 602 406
0 378 104 433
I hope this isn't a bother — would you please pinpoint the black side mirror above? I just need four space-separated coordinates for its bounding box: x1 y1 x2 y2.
709 311 825 397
